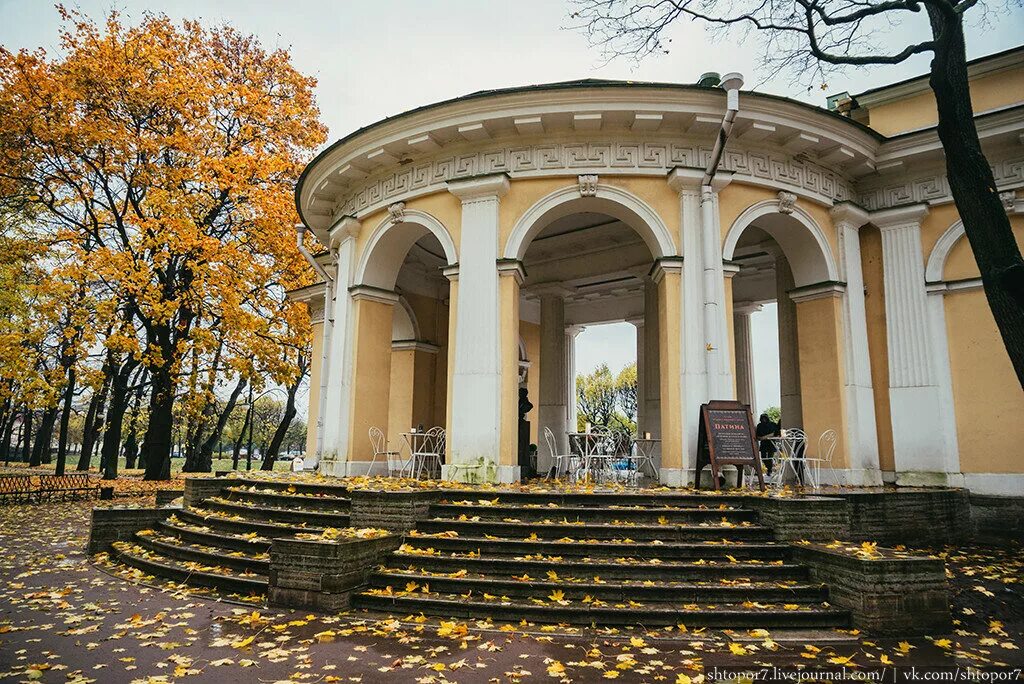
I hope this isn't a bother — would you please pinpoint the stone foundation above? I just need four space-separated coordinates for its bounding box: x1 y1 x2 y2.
268 534 402 611
349 489 439 532
746 496 849 541
837 489 972 545
791 543 951 635
87 506 175 554
156 489 183 507
183 476 228 509
971 494 1024 543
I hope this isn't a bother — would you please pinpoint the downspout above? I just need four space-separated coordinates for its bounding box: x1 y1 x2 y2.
701 73 744 397
296 224 333 466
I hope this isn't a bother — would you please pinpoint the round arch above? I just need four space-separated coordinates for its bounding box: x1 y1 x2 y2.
391 295 421 341
503 183 676 261
354 209 458 290
926 220 965 283
723 200 839 287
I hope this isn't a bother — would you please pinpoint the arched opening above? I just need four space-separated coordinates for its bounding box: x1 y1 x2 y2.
726 203 849 482
347 216 454 472
514 189 670 482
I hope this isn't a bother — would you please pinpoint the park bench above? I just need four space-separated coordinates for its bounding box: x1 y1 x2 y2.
35 474 100 502
0 475 36 504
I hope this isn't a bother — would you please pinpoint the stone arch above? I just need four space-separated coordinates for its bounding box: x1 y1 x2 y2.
926 220 965 283
723 200 839 287
355 209 457 289
503 183 676 261
392 295 421 341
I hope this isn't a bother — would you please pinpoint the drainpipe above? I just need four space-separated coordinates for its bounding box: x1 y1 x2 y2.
701 72 744 397
296 224 334 465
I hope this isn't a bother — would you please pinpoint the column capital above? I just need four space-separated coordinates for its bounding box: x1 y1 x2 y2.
649 256 684 284
733 301 763 315
566 325 587 337
496 258 526 285
441 264 460 282
830 201 870 229
530 283 572 298
667 166 704 193
788 280 846 304
328 215 361 248
626 316 645 328
870 203 929 230
447 173 510 202
348 284 399 305
723 261 742 279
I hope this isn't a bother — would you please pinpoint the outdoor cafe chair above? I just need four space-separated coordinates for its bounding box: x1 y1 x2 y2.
544 426 575 481
413 427 445 479
804 429 839 488
368 426 401 477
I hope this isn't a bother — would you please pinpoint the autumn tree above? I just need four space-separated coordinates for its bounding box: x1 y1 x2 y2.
576 362 638 431
569 0 1024 387
0 9 327 478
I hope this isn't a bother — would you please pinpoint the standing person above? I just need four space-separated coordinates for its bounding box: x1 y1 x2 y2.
755 413 780 474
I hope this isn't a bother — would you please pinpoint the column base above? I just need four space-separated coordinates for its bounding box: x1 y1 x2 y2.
896 470 966 489
439 462 517 484
813 468 884 487
962 473 1024 497
658 467 694 488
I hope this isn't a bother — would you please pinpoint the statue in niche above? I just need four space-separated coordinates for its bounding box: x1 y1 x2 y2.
517 387 534 478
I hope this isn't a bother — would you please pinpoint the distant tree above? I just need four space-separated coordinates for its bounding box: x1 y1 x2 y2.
763 405 782 423
616 363 638 427
577 364 618 428
569 0 1024 387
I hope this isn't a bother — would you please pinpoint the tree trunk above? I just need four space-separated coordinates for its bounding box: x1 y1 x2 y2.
123 370 146 470
926 7 1024 387
55 366 77 476
19 409 32 463
30 407 56 467
100 357 139 481
263 383 299 471
233 400 252 471
77 361 113 471
142 333 175 481
198 376 246 473
0 399 14 464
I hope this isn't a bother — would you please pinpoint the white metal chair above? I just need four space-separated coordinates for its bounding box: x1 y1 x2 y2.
805 429 839 488
368 427 400 477
413 427 445 479
544 426 574 481
780 428 808 486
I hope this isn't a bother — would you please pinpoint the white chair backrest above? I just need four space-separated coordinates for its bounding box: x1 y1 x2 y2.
818 429 838 463
544 426 558 458
369 426 387 455
425 426 445 455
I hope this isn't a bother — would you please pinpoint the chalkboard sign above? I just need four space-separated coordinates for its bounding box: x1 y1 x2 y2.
695 400 764 491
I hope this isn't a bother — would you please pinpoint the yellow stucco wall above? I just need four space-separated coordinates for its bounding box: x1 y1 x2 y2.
305 321 323 457
795 295 850 469
657 270 682 469
499 274 521 467
347 298 395 462
866 67 1024 137
859 224 895 473
387 349 416 447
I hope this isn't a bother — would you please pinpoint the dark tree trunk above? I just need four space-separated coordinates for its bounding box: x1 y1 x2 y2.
142 332 175 481
77 360 113 471
232 400 252 471
263 383 300 471
19 409 32 463
101 357 139 481
198 376 246 473
55 366 76 476
0 399 14 464
926 6 1024 387
30 407 56 467
123 369 146 470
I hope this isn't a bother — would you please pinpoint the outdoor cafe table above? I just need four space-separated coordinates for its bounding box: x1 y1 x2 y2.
400 431 436 479
566 432 659 486
765 435 808 486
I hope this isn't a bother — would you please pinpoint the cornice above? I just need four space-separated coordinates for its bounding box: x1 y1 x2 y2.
870 203 930 229
447 173 510 201
348 284 400 304
788 280 847 304
391 340 441 354
830 201 871 229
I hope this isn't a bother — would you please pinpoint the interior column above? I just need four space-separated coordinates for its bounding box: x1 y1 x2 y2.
566 325 584 434
653 259 684 486
642 279 661 441
775 254 804 429
539 290 568 455
628 316 645 434
732 302 761 410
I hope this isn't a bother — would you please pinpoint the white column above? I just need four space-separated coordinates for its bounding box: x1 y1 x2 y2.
446 174 509 468
830 203 882 485
701 175 735 400
925 283 963 485
539 290 568 454
566 325 584 433
873 203 959 486
320 217 360 474
732 302 760 410
628 316 645 434
775 253 803 429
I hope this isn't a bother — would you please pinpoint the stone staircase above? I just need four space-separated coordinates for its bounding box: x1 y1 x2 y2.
106 482 850 629
355 492 849 628
109 478 350 599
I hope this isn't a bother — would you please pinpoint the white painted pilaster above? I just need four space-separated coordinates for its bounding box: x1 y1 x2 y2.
831 202 883 486
320 217 361 473
566 325 585 434
872 203 959 486
627 316 645 434
701 173 735 400
446 174 510 468
538 288 568 455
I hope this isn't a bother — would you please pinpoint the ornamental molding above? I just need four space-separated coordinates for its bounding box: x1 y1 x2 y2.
329 141 856 220
387 201 406 224
777 190 798 215
578 174 599 197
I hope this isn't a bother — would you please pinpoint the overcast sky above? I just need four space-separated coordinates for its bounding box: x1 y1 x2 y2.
3 1 1019 419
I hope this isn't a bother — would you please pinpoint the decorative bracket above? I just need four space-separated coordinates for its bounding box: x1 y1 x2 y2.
387 201 406 224
777 190 798 215
578 174 598 197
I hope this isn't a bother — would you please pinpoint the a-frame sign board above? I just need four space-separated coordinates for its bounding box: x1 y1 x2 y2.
695 400 765 491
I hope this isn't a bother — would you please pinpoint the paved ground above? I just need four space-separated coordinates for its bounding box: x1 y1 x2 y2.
0 500 1021 683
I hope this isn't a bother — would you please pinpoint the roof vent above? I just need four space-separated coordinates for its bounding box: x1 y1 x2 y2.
697 72 721 87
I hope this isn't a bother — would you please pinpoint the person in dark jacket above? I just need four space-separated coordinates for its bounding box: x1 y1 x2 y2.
755 413 781 474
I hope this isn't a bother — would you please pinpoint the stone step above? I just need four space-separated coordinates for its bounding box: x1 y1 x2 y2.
434 490 751 508
401 535 789 560
228 476 350 499
202 496 351 526
179 507 325 538
387 551 809 582
222 485 351 512
417 518 775 541
353 592 849 628
111 540 268 596
158 518 274 554
428 502 758 524
133 530 270 575
369 570 830 604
